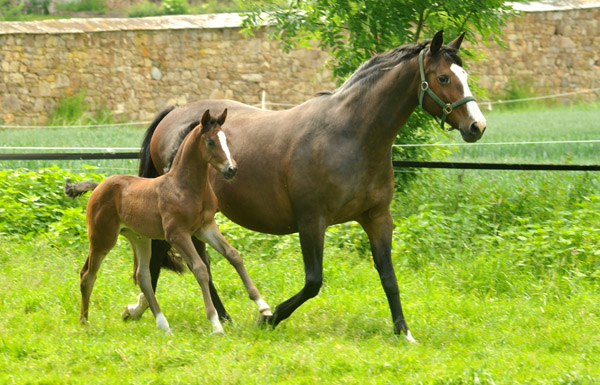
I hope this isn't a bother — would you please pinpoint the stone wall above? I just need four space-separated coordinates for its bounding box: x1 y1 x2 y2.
1 4 599 126
469 4 600 99
0 15 335 125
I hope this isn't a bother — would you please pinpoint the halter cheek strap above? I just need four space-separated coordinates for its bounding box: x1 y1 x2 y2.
418 48 476 131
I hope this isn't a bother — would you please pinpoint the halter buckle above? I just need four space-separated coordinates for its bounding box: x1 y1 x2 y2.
443 104 453 114
420 81 429 91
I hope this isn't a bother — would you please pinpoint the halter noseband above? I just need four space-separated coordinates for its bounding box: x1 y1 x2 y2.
418 48 475 131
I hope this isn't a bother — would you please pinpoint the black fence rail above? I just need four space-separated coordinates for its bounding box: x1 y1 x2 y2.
1 152 599 171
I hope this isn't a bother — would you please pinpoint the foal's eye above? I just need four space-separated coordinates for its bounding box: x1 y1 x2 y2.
207 139 215 147
438 75 450 85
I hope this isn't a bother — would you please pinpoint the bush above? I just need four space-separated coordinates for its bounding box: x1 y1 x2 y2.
48 90 114 126
127 0 162 17
162 0 188 15
0 0 25 21
0 167 103 242
56 0 106 13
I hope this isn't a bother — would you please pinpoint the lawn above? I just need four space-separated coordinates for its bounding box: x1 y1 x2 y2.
0 104 599 384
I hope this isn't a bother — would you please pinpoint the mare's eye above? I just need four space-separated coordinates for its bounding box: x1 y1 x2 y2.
207 139 215 147
438 75 450 85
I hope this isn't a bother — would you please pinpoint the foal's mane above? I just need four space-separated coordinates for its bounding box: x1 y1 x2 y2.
320 40 462 96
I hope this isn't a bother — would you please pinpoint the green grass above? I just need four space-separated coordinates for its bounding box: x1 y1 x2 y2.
440 103 600 163
1 104 599 383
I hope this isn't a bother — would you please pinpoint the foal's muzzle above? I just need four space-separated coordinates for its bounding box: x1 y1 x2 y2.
222 165 238 180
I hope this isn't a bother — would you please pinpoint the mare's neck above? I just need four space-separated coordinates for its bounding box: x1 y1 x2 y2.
333 56 421 153
167 128 209 190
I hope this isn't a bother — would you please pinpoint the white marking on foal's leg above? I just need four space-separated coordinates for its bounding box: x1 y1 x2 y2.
155 312 172 335
122 293 149 320
255 298 272 316
210 313 225 334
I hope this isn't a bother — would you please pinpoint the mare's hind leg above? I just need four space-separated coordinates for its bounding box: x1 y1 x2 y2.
122 230 171 334
192 237 232 322
197 221 272 319
358 207 416 343
265 217 325 328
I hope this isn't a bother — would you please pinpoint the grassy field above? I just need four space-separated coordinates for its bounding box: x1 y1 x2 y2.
1 104 599 384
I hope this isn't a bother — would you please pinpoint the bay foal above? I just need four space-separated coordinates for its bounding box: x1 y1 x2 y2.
79 109 271 334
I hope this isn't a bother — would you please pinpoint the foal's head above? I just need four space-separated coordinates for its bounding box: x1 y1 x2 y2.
419 30 487 143
199 109 237 180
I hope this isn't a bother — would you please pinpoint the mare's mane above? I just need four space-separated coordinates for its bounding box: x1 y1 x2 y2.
319 40 463 97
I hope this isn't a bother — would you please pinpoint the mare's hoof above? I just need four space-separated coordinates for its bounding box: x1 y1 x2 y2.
404 330 418 344
219 313 233 324
258 314 275 328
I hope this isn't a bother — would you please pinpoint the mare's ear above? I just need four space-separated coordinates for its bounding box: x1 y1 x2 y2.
430 30 444 56
448 32 466 51
200 109 211 133
217 108 228 126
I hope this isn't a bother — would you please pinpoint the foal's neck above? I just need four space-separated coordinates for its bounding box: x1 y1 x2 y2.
166 128 210 190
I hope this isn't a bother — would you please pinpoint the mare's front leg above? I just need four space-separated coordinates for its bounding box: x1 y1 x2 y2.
358 207 416 343
166 232 224 334
267 217 326 328
196 221 272 319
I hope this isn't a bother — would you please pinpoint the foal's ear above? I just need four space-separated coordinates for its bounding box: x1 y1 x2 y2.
430 30 444 56
448 32 466 51
217 108 227 126
201 109 212 132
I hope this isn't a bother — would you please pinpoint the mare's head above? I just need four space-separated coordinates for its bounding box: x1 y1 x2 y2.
419 30 487 143
199 109 237 179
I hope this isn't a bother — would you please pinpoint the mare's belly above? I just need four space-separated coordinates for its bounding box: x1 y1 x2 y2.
211 174 298 236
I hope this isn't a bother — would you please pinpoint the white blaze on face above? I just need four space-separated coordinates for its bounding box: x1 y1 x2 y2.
217 130 234 167
450 63 487 125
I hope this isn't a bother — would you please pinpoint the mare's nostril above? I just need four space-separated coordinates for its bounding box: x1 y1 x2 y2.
470 122 480 135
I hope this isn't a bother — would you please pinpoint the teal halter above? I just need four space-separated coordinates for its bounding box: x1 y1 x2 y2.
418 48 476 131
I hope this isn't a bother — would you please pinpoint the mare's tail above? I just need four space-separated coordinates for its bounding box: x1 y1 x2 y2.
138 105 175 178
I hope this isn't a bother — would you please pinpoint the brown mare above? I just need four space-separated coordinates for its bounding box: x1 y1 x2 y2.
78 109 272 335
71 31 486 341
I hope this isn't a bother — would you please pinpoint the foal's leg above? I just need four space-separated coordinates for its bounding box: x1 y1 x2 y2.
196 221 272 319
122 230 171 334
266 217 326 327
166 232 224 334
80 228 119 324
358 207 416 343
192 237 233 322
122 240 170 321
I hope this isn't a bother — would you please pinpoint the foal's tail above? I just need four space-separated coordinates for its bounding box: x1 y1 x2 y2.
64 178 99 198
138 105 175 178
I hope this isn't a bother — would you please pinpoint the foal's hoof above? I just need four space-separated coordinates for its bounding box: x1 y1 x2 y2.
122 305 144 321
